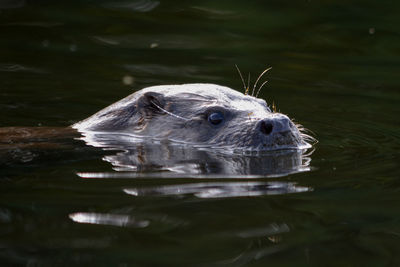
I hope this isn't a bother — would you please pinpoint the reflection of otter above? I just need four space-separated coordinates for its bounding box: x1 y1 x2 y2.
73 84 314 151
78 132 311 177
109 145 308 176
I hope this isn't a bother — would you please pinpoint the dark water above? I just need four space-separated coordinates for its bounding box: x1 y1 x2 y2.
1 0 400 266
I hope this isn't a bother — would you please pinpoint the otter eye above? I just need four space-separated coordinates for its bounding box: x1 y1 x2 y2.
208 112 224 125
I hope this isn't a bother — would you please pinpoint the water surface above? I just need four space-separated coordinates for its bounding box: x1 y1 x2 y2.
1 1 400 266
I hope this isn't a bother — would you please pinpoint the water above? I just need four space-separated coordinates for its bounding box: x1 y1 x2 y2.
1 0 400 266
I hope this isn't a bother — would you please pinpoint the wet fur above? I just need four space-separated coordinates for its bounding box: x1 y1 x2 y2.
73 84 314 151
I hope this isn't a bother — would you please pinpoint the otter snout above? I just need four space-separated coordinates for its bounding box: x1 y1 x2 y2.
258 115 292 136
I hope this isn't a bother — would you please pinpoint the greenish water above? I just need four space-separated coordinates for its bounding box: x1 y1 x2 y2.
1 1 400 266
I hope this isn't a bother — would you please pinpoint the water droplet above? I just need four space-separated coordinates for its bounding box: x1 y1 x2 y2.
122 75 135 86
70 44 77 52
369 27 375 35
42 40 49 47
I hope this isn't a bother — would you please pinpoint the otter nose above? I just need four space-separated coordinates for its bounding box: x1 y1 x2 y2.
258 116 292 135
260 120 273 135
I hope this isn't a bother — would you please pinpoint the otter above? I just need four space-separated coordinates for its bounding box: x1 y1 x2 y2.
1 83 314 176
73 84 313 151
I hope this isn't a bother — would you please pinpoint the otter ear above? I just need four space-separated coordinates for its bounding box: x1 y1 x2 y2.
137 92 166 115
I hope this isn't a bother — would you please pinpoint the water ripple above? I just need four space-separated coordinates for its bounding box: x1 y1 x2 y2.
0 63 47 74
235 223 290 238
69 212 150 228
3 21 63 27
124 63 220 80
91 34 212 50
124 181 311 198
0 0 25 9
190 6 238 19
103 0 159 12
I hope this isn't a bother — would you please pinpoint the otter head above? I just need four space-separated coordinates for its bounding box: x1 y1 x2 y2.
73 84 313 151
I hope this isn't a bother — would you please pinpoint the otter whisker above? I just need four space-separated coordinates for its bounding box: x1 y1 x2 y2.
295 123 303 129
271 101 277 113
235 64 247 95
302 147 316 157
252 67 272 97
246 72 251 95
296 123 316 136
255 80 269 98
300 133 318 145
150 101 190 121
295 122 317 145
